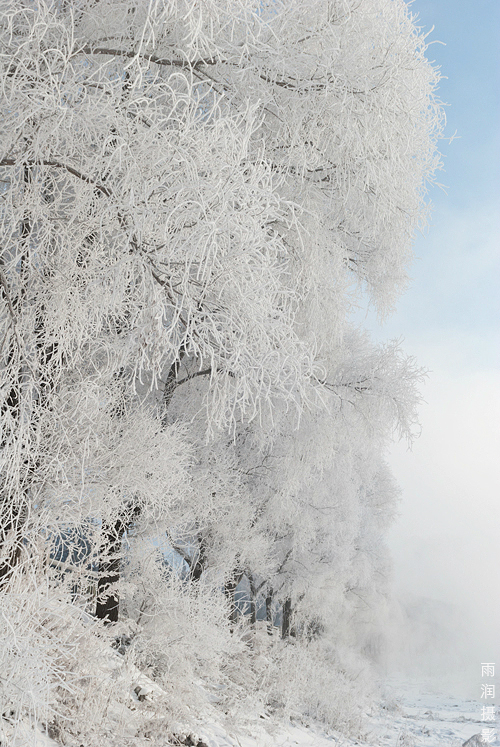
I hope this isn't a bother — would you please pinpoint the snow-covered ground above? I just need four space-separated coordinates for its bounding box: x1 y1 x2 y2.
1 667 494 747
195 678 494 747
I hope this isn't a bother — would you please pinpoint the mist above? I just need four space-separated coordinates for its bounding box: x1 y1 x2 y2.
385 357 500 698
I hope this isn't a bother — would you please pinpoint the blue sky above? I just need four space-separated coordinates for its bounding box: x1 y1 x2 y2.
356 0 500 692
375 0 500 348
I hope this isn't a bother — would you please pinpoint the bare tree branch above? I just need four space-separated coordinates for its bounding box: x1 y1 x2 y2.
79 46 220 69
0 159 112 197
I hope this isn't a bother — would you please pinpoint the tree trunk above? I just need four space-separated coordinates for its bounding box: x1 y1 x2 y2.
190 533 206 582
162 346 185 425
248 573 257 626
224 570 244 629
224 577 238 628
95 518 124 624
281 597 292 639
265 588 274 634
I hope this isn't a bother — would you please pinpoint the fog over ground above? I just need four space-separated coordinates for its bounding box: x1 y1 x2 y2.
354 0 500 698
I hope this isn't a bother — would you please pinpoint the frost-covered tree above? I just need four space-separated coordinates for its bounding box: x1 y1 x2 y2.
0 0 443 741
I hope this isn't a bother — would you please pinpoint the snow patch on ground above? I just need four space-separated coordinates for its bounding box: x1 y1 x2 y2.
192 677 496 747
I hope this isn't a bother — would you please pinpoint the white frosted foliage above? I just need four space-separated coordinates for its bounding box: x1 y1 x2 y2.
0 0 443 742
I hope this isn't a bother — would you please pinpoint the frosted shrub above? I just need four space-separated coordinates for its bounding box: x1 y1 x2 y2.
120 546 238 719
0 576 104 742
257 637 371 734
